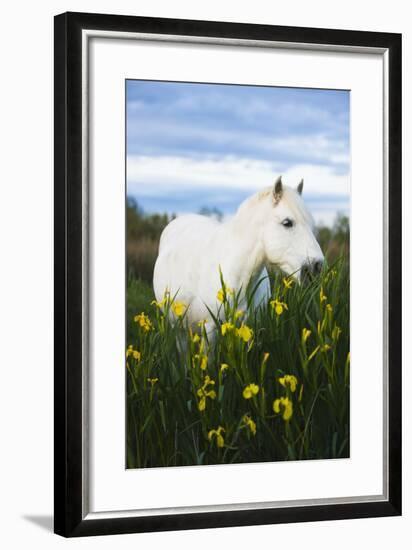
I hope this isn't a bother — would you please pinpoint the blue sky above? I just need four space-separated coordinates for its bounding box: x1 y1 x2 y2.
126 80 350 226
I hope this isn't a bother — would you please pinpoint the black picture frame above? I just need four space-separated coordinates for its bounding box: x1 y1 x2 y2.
54 11 402 537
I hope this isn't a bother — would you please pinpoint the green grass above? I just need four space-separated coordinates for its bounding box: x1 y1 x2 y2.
126 259 349 468
127 277 155 344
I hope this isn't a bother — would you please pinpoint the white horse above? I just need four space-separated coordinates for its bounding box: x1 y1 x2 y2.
153 177 324 331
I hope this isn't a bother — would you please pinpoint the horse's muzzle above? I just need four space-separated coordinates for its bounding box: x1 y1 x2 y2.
301 260 324 282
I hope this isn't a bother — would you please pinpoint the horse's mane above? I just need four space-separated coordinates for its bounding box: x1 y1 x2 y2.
236 185 315 227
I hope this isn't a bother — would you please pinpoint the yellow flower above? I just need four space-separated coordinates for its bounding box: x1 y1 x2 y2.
320 286 327 303
193 353 208 371
217 287 234 303
273 396 293 421
221 322 234 336
326 268 337 282
243 383 259 399
234 309 245 319
332 325 342 341
262 352 270 365
147 377 158 385
236 323 253 342
151 289 170 309
126 345 141 361
197 376 216 411
172 301 186 317
198 319 207 328
302 328 311 343
243 415 257 436
270 299 288 316
278 374 298 393
320 344 331 352
151 298 166 309
220 363 230 373
208 426 225 448
191 332 200 344
134 312 153 332
200 355 208 371
283 277 293 290
326 303 333 313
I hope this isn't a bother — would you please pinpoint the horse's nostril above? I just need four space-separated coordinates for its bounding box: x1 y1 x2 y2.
301 260 323 282
314 260 323 275
300 263 312 282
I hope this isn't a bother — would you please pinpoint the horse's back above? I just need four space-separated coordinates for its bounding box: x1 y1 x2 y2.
154 215 220 310
158 214 218 254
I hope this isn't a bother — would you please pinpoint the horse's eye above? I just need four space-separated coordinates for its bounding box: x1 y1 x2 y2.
281 218 294 228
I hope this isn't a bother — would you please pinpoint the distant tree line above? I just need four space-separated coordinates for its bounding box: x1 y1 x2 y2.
316 214 350 262
126 197 174 283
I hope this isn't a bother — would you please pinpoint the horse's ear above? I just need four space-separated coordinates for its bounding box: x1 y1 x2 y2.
273 176 283 204
297 179 304 195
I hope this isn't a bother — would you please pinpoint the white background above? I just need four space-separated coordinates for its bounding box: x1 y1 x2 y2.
90 36 384 512
0 0 409 548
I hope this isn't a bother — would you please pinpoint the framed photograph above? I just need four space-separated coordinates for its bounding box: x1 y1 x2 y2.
54 12 402 537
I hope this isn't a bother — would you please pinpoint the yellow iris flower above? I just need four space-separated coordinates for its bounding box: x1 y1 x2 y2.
332 325 342 341
172 301 186 317
151 289 170 309
262 352 270 365
283 277 293 290
221 322 234 336
208 426 225 448
302 328 311 343
243 383 259 399
197 376 216 411
243 414 257 436
217 287 234 303
236 323 253 342
270 299 288 316
200 355 208 371
278 374 298 393
134 312 153 332
126 345 141 362
273 396 293 421
234 309 245 319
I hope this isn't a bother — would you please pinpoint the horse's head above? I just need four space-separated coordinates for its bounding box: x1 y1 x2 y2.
261 176 324 281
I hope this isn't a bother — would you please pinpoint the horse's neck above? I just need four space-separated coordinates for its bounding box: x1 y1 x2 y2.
221 202 266 291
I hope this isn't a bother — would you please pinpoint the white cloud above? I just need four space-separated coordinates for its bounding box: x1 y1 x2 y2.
127 154 350 197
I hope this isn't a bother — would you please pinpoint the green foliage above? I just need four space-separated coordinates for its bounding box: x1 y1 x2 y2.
316 214 349 262
127 278 155 344
126 198 172 283
126 259 349 468
127 197 172 241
